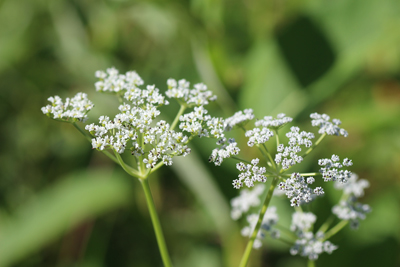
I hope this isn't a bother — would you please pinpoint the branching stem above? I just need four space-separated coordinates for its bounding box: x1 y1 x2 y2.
238 177 279 267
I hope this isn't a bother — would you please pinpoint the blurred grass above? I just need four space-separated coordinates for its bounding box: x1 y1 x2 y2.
0 0 400 266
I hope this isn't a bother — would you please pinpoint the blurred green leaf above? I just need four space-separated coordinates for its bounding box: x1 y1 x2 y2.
240 39 307 117
172 149 243 266
0 0 35 72
0 168 131 267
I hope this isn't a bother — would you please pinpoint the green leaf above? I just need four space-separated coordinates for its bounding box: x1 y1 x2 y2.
0 169 132 267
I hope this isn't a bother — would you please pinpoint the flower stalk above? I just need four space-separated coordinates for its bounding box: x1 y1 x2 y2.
140 178 174 267
238 177 279 267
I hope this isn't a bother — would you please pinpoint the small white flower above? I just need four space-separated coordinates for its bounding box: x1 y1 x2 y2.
41 93 94 122
255 113 293 129
224 109 255 131
310 112 348 137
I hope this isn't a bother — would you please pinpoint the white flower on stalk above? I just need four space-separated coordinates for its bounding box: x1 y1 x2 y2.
310 112 348 137
224 109 255 131
318 155 352 183
334 173 369 198
166 78 217 106
241 207 280 249
255 113 293 129
290 211 317 233
233 158 267 189
41 93 94 122
332 174 371 229
36 68 220 172
95 67 144 93
290 231 338 260
230 184 265 220
278 173 324 207
245 127 274 147
208 138 240 166
274 126 314 170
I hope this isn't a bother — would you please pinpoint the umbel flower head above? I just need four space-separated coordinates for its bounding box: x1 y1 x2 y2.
41 93 94 122
209 109 371 261
42 67 221 175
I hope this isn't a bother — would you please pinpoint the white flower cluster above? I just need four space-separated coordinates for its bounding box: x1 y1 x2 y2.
86 107 191 163
334 173 369 198
289 212 337 260
255 113 293 129
224 109 255 131
208 138 240 166
332 199 371 229
332 174 371 229
241 207 280 249
278 173 324 207
166 78 217 106
233 159 267 189
41 93 94 122
318 155 353 183
290 232 337 260
290 211 317 233
95 67 144 93
275 127 315 170
230 184 265 220
245 127 274 147
179 106 224 138
124 84 169 107
84 69 222 170
310 112 348 137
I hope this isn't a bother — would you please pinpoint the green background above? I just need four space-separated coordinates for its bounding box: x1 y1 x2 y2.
0 0 399 266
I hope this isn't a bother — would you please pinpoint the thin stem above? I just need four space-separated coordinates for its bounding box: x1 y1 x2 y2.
257 145 274 170
138 133 145 174
261 144 277 170
323 220 348 241
299 172 320 176
150 161 164 174
275 236 295 246
231 156 252 164
239 177 279 267
301 133 327 158
73 122 131 166
113 150 141 178
317 215 335 234
274 129 280 148
73 122 92 142
117 92 124 105
274 224 297 241
308 259 316 267
140 178 174 267
170 104 187 131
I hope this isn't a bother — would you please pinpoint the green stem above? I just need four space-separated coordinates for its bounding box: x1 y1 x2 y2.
308 259 316 267
170 104 187 131
301 133 327 158
231 156 252 164
323 220 348 241
317 215 335 234
275 236 295 246
73 122 133 167
72 122 92 142
274 224 297 241
138 133 146 173
140 178 174 267
299 172 320 176
238 177 279 267
261 144 277 170
274 130 280 148
150 161 164 174
113 150 141 178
